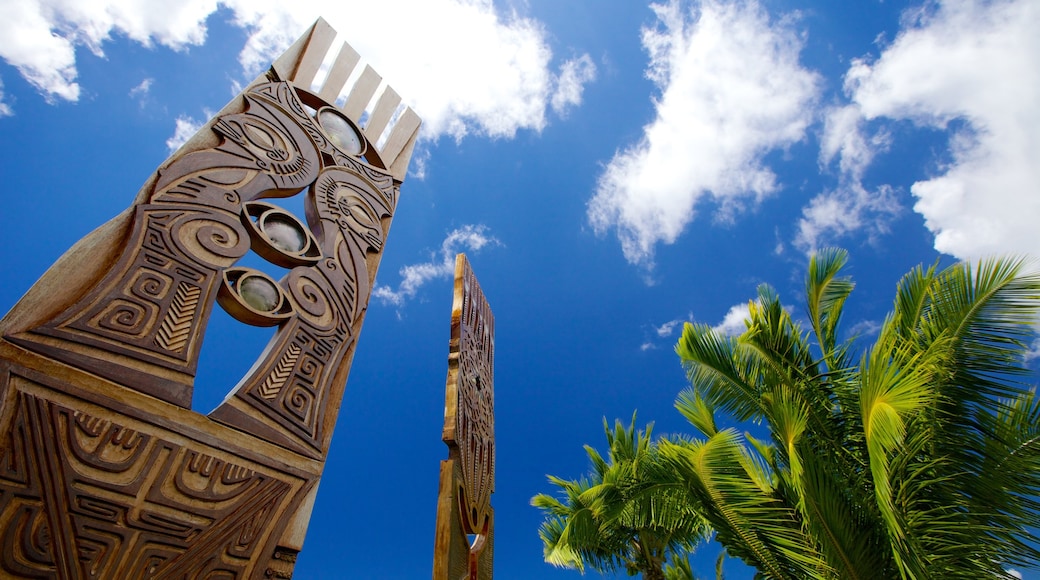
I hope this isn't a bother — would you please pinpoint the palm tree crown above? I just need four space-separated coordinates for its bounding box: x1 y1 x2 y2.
533 416 712 579
663 249 1040 579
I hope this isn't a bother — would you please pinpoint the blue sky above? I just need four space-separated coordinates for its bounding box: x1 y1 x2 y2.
1 0 1038 578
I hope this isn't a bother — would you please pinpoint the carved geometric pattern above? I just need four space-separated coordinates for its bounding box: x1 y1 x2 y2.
155 282 202 353
0 18 421 579
0 382 304 579
433 254 495 579
453 255 495 534
259 343 302 400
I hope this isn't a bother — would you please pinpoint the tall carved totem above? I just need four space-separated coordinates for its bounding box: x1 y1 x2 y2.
433 254 495 580
0 19 420 579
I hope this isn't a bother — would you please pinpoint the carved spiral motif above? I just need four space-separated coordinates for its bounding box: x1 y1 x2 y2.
285 386 313 422
296 354 320 382
175 214 251 268
283 269 337 331
130 271 173 302
93 301 153 336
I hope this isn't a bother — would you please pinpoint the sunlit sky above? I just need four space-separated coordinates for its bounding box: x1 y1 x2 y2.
1 0 1038 578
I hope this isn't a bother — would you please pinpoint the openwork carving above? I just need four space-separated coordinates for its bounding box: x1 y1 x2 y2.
433 254 495 580
0 18 420 578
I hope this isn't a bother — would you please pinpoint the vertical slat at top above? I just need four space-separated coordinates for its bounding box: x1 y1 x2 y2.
281 18 422 181
317 41 361 104
290 20 337 91
364 86 402 147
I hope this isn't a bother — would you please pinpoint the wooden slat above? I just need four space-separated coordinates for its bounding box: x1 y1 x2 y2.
271 20 319 82
341 65 381 122
290 18 337 91
317 41 361 104
363 86 401 146
380 107 421 167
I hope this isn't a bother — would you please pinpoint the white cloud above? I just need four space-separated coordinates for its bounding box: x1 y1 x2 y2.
713 302 751 337
795 182 900 253
1026 339 1040 364
0 0 594 143
587 0 819 268
166 114 205 152
842 0 1040 263
0 0 216 101
819 104 892 182
129 77 153 98
0 79 11 117
799 104 901 253
373 225 499 307
847 319 882 339
655 319 683 337
551 54 597 115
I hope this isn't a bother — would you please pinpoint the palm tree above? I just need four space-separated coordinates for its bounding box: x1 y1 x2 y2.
661 248 1040 579
532 416 712 579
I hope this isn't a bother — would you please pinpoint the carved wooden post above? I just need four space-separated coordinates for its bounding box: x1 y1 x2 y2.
0 18 420 578
433 254 495 579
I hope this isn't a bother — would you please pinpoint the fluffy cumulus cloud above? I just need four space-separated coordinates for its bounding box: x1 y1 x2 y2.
0 0 217 101
839 0 1040 263
712 302 751 336
0 0 595 142
373 225 499 307
587 0 819 268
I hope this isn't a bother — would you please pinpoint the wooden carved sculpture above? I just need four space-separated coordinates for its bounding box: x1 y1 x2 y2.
433 254 495 580
0 18 420 579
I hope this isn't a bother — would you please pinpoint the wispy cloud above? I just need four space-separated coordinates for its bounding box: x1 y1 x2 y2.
655 318 684 337
0 0 595 144
847 319 882 340
795 182 901 254
166 114 206 152
551 54 597 115
587 0 819 269
835 0 1040 264
1026 339 1040 364
129 77 153 98
373 225 499 307
638 314 693 351
0 79 11 117
796 104 901 253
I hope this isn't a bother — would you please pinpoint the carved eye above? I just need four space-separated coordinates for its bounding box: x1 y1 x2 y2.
241 202 321 268
218 268 294 326
316 107 366 156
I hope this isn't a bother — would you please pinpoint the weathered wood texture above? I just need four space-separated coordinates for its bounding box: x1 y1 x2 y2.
0 18 420 579
433 254 495 580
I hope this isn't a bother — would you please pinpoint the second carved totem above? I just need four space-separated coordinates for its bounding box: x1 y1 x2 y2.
433 254 496 579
